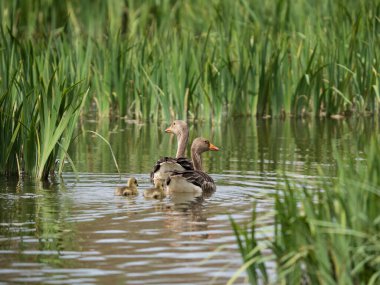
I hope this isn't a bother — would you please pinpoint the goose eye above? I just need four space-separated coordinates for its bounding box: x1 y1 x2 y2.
173 122 176 125
204 140 209 144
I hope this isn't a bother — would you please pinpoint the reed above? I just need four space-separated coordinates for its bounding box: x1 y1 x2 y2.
231 136 380 284
0 28 87 180
1 0 378 121
230 206 269 285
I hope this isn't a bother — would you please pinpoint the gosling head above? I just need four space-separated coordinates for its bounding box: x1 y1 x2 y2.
127 177 139 188
154 179 165 190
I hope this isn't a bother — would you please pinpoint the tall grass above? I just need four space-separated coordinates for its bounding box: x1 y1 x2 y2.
0 28 88 180
1 0 378 121
231 137 380 284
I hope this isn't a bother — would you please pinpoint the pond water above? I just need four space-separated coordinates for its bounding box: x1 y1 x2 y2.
0 118 376 284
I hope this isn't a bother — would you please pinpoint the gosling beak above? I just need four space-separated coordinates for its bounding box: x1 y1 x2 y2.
209 143 219 151
165 127 172 133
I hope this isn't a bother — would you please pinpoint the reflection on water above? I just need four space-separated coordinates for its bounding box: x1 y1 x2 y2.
0 118 378 284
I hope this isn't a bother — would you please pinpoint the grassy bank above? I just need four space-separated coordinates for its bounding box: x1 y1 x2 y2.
231 137 380 284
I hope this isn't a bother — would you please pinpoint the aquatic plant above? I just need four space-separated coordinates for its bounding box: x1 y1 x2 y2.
231 137 380 284
0 28 88 180
1 0 378 121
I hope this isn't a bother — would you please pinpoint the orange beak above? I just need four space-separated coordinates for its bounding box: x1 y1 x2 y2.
165 127 172 133
209 143 219 151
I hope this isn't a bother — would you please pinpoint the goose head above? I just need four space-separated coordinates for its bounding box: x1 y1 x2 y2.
165 120 189 158
165 120 188 137
191 137 219 154
191 137 219 171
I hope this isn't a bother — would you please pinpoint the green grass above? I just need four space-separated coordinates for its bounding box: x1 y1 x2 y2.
1 0 379 121
0 28 87 179
231 137 380 284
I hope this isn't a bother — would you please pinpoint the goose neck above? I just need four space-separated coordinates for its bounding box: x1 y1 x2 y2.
191 149 203 171
176 130 188 158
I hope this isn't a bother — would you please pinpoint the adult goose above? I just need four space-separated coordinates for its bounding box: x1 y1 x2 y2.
115 177 138 196
166 137 219 194
150 120 193 183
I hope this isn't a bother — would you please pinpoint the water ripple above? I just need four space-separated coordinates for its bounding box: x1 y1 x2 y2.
0 170 290 285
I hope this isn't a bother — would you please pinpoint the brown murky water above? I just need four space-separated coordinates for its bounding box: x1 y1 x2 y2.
0 118 375 284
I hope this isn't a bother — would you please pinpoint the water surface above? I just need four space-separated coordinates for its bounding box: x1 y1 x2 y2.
0 118 375 284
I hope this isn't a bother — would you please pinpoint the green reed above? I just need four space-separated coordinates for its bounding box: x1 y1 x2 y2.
0 28 87 180
231 136 380 284
1 0 378 122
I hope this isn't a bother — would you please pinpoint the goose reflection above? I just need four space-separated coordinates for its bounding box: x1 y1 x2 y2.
163 189 215 239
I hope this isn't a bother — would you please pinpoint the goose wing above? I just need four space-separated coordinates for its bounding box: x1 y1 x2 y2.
150 157 193 182
167 170 215 192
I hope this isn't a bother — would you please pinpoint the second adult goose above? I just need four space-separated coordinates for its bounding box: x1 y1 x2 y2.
166 137 219 194
150 120 193 183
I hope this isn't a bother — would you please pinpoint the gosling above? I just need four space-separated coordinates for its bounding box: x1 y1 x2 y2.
143 180 165 199
115 177 138 196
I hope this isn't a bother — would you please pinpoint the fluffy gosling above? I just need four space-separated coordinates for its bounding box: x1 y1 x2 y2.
143 180 165 199
115 177 138 196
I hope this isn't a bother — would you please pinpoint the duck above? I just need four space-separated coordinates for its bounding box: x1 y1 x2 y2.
115 177 138 196
166 137 219 194
150 120 193 183
143 180 166 199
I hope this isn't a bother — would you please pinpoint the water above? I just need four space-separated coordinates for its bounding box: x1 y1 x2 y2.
0 118 376 284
